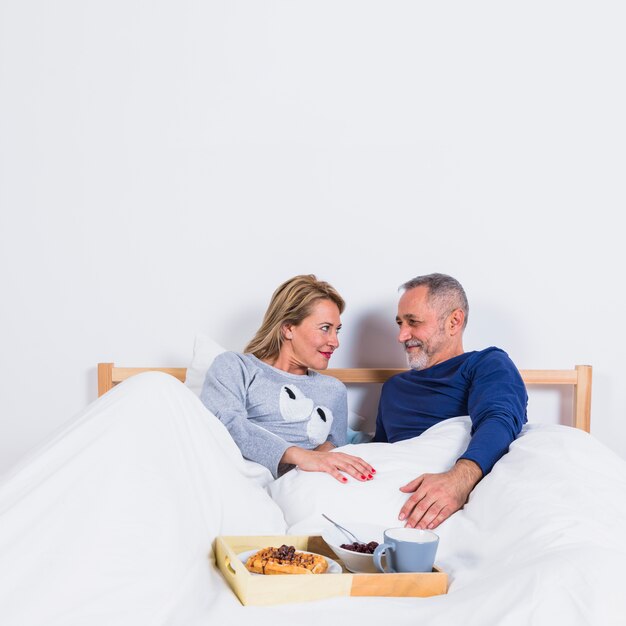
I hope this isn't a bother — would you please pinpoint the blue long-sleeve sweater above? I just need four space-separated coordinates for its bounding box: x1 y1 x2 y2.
373 347 528 475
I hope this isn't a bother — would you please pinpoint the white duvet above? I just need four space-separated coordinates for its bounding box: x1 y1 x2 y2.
1 372 625 626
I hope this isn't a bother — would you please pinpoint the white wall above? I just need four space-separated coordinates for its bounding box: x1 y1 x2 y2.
1 1 624 475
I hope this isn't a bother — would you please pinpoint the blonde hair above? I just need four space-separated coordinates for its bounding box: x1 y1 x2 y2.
244 274 345 361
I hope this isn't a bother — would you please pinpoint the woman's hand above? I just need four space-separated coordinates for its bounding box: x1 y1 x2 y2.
281 445 375 483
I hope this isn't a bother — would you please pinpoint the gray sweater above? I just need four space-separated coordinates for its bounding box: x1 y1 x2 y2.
200 352 348 478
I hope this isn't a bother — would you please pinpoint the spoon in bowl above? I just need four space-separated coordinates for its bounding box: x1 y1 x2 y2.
321 513 364 544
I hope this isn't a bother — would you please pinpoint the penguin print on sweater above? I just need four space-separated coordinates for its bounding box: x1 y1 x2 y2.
279 384 334 446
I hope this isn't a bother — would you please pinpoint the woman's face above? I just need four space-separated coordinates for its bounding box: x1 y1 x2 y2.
280 299 342 374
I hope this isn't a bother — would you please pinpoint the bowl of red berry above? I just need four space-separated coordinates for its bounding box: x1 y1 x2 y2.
321 522 386 573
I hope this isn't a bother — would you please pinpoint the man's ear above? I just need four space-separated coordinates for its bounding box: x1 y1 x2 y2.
448 309 465 335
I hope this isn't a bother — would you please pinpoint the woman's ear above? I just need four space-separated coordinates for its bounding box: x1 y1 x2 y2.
282 323 294 340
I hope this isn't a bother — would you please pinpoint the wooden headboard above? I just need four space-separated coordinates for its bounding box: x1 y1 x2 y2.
97 362 592 432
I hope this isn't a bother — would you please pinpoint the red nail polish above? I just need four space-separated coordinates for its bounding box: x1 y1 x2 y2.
368 474 373 479
342 477 348 482
371 469 376 473
360 475 366 479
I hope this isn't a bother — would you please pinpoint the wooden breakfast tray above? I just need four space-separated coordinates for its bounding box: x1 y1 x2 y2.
214 534 448 606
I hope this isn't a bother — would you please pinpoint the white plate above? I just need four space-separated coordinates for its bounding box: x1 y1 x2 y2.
238 549 342 575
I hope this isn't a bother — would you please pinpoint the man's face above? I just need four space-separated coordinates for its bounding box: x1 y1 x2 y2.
396 286 450 370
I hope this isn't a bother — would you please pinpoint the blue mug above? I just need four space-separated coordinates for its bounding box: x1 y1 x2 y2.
373 528 439 573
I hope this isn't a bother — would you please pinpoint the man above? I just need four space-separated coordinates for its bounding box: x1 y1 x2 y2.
373 273 527 530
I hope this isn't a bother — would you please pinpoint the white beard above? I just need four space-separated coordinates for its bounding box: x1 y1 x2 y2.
406 349 430 370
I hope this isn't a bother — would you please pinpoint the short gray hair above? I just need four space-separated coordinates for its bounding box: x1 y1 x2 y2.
400 273 469 329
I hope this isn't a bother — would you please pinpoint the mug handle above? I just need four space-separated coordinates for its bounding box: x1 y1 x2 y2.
373 542 395 573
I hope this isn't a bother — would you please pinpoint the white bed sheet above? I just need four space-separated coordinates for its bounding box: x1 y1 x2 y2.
1 373 625 626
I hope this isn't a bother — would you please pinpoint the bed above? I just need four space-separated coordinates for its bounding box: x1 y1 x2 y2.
1 359 625 626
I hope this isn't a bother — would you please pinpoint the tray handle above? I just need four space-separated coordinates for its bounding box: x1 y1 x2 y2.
223 555 237 576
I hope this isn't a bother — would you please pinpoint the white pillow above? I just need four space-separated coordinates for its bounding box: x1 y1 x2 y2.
184 333 227 396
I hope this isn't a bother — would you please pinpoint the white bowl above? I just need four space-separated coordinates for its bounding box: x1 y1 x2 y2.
321 521 387 573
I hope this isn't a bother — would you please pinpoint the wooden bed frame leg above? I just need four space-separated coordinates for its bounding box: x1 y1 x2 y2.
98 363 114 397
574 365 592 433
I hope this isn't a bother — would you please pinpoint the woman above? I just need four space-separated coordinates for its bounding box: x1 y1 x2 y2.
200 274 375 483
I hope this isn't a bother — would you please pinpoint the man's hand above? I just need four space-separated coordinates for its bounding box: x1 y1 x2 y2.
398 459 483 529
